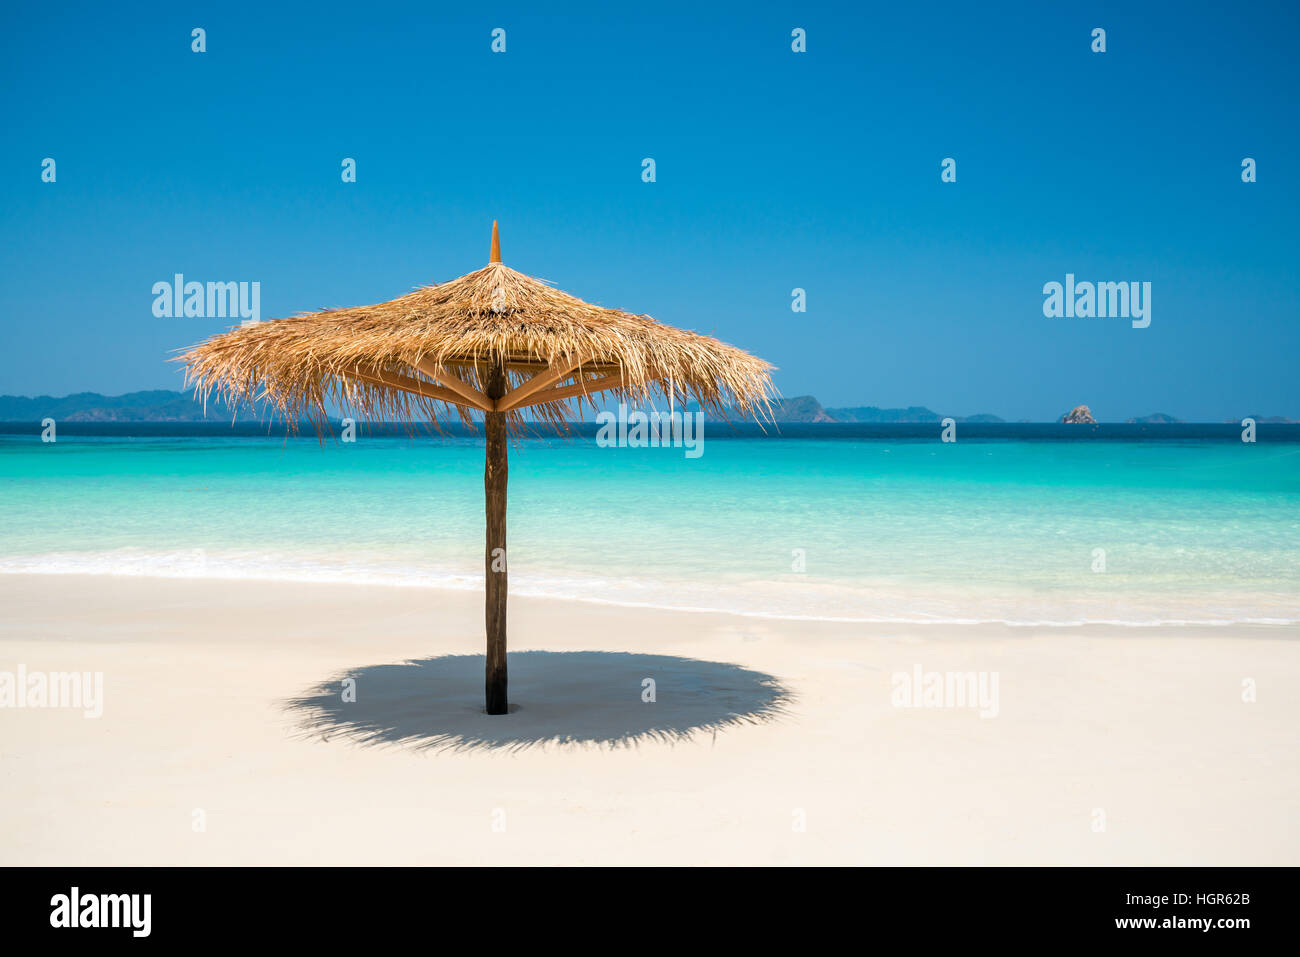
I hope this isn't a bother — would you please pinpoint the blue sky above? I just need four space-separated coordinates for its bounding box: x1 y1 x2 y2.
2 0 1297 421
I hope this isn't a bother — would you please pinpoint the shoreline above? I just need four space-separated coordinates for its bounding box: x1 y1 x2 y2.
2 573 1297 865
1 564 1294 630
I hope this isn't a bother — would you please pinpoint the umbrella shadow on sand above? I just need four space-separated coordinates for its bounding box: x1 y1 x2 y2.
284 651 793 753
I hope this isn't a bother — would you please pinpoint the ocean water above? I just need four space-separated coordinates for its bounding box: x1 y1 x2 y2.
2 424 1298 626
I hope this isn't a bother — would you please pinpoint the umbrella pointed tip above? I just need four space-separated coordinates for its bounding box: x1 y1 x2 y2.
490 220 501 263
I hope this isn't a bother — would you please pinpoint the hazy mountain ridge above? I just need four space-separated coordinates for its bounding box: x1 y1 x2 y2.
0 391 1293 424
775 396 1004 424
0 390 264 422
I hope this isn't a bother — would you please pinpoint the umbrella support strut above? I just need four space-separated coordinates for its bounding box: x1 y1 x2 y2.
484 363 509 715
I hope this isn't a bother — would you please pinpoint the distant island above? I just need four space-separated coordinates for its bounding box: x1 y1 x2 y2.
1060 405 1098 424
0 391 1294 425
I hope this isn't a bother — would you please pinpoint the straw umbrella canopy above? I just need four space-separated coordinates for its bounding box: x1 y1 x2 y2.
179 223 776 714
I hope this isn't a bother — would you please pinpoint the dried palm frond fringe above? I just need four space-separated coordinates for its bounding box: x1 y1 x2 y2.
177 259 778 435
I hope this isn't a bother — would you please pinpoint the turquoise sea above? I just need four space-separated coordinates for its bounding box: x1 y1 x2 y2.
2 424 1298 626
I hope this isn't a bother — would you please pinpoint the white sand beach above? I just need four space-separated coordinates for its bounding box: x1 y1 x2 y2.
1 574 1296 866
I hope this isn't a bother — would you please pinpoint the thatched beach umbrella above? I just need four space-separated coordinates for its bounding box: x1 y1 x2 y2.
180 223 775 714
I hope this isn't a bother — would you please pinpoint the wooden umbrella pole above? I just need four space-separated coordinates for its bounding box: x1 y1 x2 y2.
483 359 509 715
